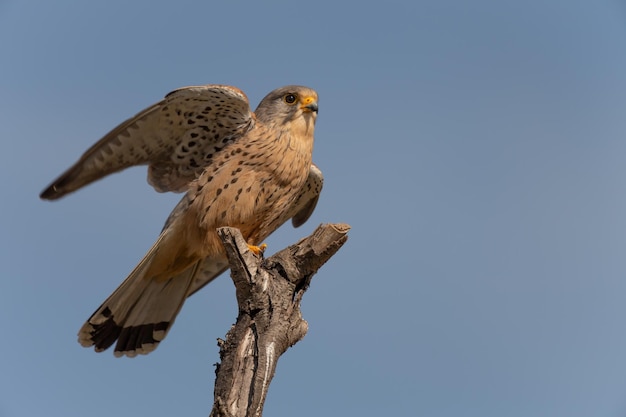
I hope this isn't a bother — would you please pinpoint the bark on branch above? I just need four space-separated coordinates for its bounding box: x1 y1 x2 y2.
210 223 350 417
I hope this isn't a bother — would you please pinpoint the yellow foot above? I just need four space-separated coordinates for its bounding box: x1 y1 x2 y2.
247 243 267 256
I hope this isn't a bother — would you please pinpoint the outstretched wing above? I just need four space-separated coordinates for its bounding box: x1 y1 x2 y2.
40 85 254 200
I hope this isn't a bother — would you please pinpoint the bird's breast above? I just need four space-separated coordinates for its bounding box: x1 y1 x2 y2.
190 124 314 252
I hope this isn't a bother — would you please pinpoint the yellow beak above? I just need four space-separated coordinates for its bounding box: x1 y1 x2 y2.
300 96 319 113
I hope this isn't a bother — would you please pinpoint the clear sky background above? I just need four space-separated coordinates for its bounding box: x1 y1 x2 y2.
2 1 626 416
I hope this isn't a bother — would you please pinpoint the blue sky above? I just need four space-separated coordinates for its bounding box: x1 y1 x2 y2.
3 1 626 416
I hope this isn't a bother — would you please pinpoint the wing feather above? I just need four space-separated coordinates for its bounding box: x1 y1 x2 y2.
40 85 253 200
290 164 324 227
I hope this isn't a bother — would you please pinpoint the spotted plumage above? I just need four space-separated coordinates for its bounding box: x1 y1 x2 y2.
41 85 322 357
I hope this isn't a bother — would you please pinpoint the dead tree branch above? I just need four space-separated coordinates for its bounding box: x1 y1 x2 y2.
210 223 350 417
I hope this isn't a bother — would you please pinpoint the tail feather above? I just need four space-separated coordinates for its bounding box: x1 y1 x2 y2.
186 258 229 297
78 231 207 357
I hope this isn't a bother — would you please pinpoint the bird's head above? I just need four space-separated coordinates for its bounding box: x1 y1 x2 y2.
255 86 319 129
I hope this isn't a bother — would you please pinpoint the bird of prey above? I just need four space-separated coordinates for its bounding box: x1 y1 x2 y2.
40 85 322 357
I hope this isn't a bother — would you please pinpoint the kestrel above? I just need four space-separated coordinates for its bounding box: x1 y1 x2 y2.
41 85 322 357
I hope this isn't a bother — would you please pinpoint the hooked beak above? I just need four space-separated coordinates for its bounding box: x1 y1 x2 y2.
300 96 319 113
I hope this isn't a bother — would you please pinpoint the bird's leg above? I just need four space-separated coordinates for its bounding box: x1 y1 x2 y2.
247 243 267 256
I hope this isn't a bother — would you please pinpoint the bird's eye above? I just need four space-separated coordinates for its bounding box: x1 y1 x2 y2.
284 94 297 104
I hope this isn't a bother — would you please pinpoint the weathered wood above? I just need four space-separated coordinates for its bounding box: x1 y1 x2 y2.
210 223 350 417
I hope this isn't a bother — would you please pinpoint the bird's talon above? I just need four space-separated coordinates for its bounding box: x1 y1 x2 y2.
248 243 267 256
